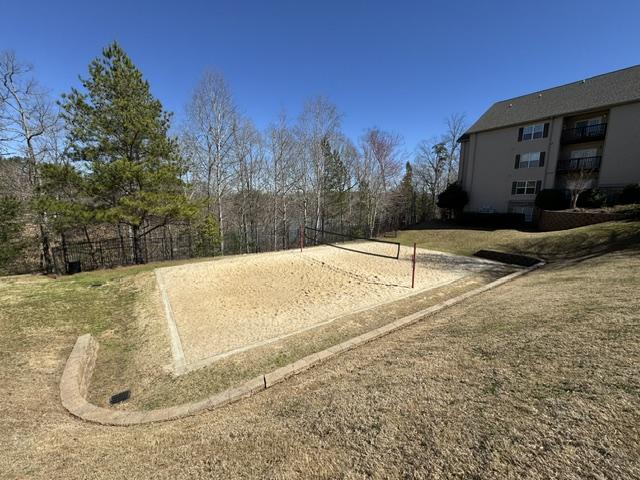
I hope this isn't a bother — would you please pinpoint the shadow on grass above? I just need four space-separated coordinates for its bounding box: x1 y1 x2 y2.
399 220 537 233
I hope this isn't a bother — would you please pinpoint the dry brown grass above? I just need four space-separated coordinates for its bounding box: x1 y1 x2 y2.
1 223 639 478
396 219 640 261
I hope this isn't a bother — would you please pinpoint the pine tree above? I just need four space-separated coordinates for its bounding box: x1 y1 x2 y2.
397 162 416 227
0 197 26 272
60 42 196 263
321 136 349 230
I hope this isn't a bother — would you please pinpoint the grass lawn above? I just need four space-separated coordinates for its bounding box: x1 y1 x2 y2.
1 220 639 478
396 219 640 261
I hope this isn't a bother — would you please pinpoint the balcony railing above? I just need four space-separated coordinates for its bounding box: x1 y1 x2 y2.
556 156 602 173
560 123 607 144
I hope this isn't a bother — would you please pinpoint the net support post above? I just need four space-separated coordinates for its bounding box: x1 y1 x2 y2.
411 242 417 289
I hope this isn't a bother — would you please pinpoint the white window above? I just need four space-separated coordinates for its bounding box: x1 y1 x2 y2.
512 180 539 195
522 123 545 141
518 152 541 168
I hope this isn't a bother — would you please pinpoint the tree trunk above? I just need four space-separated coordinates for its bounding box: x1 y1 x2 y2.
61 232 69 271
83 226 98 268
131 225 144 264
217 195 225 255
282 201 288 249
273 191 278 251
116 224 124 264
38 223 53 274
571 193 579 209
27 141 54 273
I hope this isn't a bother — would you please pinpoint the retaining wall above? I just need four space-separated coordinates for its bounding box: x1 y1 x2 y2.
536 209 622 232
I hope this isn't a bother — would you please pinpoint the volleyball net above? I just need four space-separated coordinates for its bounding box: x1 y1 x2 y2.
302 226 401 260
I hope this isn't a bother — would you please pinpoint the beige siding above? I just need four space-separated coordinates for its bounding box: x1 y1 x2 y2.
545 119 563 188
599 102 640 188
458 139 469 185
459 98 640 211
462 120 558 212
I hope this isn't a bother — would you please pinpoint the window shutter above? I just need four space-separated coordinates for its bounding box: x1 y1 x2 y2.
514 154 520 169
536 180 542 193
539 152 545 167
518 127 524 142
543 123 550 138
511 182 517 195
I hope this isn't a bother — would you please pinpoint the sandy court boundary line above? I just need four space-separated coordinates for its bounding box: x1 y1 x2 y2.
155 247 504 375
155 270 187 374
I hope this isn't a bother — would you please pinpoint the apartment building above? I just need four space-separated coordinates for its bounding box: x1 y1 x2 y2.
458 65 640 221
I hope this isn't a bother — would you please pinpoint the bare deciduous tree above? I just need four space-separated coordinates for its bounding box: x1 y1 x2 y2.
0 50 60 271
184 70 238 254
232 117 265 253
266 111 299 250
0 51 58 184
296 96 342 233
415 140 448 219
565 168 597 209
442 113 466 184
358 128 403 235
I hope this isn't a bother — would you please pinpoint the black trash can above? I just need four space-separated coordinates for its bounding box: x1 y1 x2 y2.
66 260 82 275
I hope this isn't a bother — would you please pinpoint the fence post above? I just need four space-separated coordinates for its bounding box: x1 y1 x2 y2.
411 242 417 289
300 225 304 252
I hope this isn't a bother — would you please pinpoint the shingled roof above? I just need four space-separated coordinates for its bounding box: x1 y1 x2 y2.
465 65 640 135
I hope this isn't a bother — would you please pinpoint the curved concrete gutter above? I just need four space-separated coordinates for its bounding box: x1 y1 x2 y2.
60 261 544 426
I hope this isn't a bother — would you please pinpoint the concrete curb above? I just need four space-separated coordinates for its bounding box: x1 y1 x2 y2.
60 261 544 426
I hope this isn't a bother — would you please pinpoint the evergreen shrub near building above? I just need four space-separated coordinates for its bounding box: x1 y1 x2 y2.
534 189 569 211
618 183 640 205
577 188 608 208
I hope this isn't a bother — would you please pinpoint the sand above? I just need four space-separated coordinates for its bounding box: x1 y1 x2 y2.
157 243 497 367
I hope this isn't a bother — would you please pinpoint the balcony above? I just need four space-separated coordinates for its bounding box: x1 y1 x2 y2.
560 123 607 144
556 156 602 173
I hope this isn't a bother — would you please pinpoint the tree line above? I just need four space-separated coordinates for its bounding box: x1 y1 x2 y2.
0 43 465 274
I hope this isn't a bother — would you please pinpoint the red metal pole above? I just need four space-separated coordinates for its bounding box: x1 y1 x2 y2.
411 242 417 289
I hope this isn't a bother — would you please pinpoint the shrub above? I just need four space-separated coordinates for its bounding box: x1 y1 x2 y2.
615 203 640 219
535 189 568 210
618 183 640 205
437 182 469 211
576 188 607 208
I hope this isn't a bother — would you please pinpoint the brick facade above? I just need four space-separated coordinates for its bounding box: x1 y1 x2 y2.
536 209 622 232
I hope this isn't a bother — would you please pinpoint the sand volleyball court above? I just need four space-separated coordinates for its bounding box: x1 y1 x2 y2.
156 243 499 372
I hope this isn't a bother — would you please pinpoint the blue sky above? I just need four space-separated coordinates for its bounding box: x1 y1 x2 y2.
2 0 639 151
